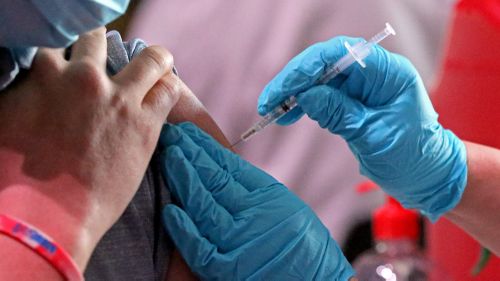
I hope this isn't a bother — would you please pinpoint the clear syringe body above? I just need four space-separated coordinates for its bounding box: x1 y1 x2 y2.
237 23 395 144
240 96 298 141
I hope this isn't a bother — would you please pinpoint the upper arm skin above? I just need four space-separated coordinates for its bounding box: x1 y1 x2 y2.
167 78 231 148
445 141 500 256
164 77 231 281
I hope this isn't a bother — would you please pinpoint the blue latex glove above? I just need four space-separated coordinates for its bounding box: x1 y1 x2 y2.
0 0 129 90
159 122 355 281
258 36 467 221
0 0 129 48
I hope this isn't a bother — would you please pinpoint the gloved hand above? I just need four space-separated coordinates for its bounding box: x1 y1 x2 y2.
159 122 355 281
258 36 467 221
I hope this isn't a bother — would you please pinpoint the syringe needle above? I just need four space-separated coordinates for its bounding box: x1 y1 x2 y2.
230 138 244 149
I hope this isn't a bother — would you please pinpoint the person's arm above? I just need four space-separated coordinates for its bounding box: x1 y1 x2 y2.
0 28 181 280
167 81 231 148
445 142 500 255
256 36 500 259
258 36 467 220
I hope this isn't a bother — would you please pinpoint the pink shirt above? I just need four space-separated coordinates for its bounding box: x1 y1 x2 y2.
129 0 452 243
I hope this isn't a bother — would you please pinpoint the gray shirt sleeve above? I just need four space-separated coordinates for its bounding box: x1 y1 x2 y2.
84 32 173 281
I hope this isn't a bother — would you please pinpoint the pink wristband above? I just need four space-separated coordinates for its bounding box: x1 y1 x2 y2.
0 214 83 281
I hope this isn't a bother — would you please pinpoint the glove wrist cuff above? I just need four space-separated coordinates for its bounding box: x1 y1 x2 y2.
401 129 468 221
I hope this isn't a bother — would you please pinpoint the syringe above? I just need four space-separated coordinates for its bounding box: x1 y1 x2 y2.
232 22 396 147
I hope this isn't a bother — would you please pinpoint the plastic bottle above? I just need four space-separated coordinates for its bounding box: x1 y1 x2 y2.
353 182 452 281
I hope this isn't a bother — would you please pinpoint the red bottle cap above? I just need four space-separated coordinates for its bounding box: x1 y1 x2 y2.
373 197 419 240
357 181 419 240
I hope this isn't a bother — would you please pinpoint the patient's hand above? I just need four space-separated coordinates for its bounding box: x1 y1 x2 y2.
0 28 181 273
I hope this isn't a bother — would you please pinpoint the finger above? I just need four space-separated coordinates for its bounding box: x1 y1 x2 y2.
338 46 419 107
296 85 368 142
32 48 67 72
141 73 181 121
257 36 365 116
162 146 236 239
160 125 250 212
162 205 224 276
114 45 174 96
160 123 278 191
70 27 107 67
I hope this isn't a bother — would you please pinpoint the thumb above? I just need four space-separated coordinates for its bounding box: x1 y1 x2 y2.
162 204 221 274
142 73 181 121
297 85 368 142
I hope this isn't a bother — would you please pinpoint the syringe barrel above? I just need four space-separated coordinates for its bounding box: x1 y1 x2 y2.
320 55 352 83
239 23 395 144
240 96 298 142
331 53 356 75
263 96 298 125
319 42 371 84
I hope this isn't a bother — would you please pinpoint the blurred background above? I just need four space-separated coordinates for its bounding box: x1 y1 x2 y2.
109 0 500 280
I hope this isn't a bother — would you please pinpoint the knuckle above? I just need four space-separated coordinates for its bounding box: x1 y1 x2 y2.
76 28 106 46
395 54 419 80
89 27 106 38
30 50 66 87
67 60 108 96
141 46 174 75
151 76 181 109
33 50 63 73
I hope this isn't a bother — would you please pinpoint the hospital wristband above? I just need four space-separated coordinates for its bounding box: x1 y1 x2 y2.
0 214 83 281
